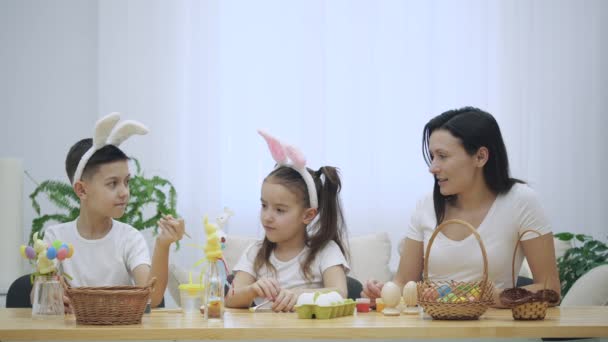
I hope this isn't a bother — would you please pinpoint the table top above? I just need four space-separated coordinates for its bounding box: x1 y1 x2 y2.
1 306 607 340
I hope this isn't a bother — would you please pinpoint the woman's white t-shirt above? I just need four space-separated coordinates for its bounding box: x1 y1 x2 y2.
233 240 350 305
43 219 151 287
406 183 551 289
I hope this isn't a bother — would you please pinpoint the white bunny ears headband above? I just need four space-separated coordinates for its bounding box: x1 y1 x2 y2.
258 130 318 209
72 113 149 185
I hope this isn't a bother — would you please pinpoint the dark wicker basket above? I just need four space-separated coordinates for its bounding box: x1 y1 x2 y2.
499 230 559 320
66 278 155 325
417 219 494 320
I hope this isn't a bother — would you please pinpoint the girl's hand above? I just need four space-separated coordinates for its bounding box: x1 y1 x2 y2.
272 288 298 312
250 277 280 301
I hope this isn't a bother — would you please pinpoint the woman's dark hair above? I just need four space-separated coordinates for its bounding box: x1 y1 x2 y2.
422 107 523 224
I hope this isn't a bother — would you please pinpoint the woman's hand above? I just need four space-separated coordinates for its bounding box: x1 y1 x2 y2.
361 279 384 300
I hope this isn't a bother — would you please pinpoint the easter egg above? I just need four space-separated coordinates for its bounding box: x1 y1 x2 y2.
469 287 481 299
20 245 27 259
57 248 68 261
437 284 452 297
52 240 62 250
381 281 401 307
439 293 457 303
67 243 74 258
25 246 36 259
454 296 467 303
468 296 477 302
46 247 57 260
61 243 69 250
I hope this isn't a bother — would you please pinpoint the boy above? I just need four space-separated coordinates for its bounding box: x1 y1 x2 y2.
41 114 183 309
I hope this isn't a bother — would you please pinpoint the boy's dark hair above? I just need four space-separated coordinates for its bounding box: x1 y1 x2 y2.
422 106 523 224
254 166 350 282
65 138 129 183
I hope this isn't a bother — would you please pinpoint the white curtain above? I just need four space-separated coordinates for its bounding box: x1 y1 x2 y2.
96 0 608 269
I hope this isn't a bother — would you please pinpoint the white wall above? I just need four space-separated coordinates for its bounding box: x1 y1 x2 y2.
1 1 606 307
0 0 99 278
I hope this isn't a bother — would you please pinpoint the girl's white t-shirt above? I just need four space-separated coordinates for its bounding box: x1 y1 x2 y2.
406 183 551 289
43 219 151 287
233 240 350 305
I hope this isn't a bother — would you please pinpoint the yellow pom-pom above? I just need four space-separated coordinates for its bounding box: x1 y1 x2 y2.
19 245 27 259
67 243 74 258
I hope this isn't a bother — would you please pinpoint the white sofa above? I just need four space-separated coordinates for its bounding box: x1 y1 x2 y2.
168 233 606 307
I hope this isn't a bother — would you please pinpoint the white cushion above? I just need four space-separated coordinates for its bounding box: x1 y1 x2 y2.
561 264 608 306
348 232 392 283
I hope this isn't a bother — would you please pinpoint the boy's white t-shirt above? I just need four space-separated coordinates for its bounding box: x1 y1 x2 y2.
233 240 350 305
406 183 551 289
43 219 151 287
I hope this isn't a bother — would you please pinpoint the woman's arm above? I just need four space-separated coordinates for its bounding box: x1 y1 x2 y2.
362 238 424 299
520 233 561 304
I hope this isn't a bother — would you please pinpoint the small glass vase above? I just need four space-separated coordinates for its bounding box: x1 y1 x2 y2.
31 275 64 319
203 261 225 321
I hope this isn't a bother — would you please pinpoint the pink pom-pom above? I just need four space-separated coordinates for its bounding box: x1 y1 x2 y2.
57 248 68 261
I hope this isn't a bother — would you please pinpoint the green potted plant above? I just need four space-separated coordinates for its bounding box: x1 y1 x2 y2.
555 232 608 296
27 158 179 245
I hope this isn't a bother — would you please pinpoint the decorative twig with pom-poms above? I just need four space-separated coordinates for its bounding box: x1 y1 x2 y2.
20 232 74 282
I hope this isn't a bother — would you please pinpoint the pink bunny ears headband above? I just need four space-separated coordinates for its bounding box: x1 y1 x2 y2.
258 130 318 209
72 113 148 185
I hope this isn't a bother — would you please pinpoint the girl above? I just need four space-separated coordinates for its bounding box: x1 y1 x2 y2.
362 107 561 307
226 131 350 312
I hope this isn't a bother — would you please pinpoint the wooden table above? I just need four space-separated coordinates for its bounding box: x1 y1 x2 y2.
0 307 607 340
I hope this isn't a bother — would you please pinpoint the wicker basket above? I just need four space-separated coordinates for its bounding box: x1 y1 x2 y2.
66 278 156 325
499 230 559 320
417 219 494 320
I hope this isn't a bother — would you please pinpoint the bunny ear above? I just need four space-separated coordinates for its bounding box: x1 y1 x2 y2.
258 129 287 164
285 145 306 169
107 120 149 146
93 113 121 148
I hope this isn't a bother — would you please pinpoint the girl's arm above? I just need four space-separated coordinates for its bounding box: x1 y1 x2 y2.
225 271 281 308
363 238 424 299
271 265 348 312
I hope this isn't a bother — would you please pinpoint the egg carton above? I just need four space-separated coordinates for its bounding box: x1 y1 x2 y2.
295 300 356 319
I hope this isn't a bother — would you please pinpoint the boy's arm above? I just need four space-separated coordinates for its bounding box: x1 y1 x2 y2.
132 239 170 308
133 216 185 308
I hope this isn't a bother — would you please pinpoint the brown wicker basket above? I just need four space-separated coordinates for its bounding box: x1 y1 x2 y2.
499 230 559 320
66 278 156 325
417 219 494 320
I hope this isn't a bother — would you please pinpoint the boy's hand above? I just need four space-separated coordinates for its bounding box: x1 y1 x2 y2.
63 294 73 314
249 277 280 301
272 288 298 312
157 215 185 247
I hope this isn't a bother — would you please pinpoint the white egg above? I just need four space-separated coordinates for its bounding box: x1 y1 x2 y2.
381 281 401 307
315 293 334 307
296 292 315 306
